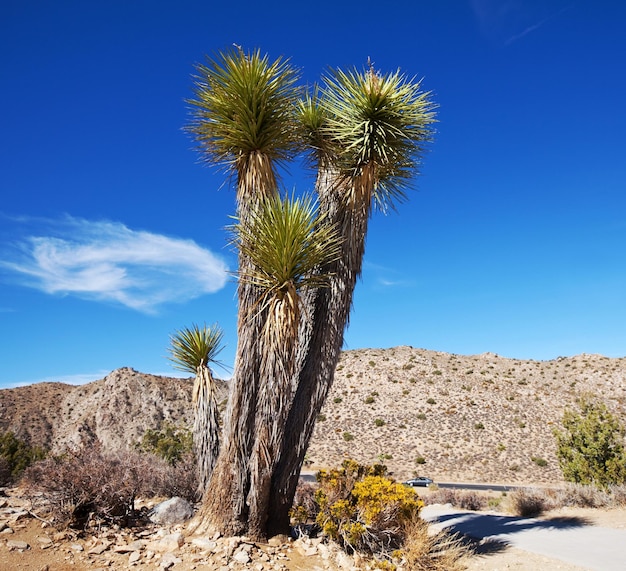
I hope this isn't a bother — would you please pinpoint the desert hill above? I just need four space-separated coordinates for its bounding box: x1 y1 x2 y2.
0 368 227 453
1 347 625 485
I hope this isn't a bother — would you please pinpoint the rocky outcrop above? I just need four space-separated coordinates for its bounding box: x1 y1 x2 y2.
0 367 227 454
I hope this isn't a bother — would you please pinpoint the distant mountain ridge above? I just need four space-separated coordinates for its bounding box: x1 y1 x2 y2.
1 348 625 485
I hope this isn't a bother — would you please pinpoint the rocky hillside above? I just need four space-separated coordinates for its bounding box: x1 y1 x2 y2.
1 348 625 485
0 368 227 453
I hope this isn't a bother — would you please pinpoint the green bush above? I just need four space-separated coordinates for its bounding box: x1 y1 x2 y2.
553 395 626 489
138 423 193 466
0 431 46 482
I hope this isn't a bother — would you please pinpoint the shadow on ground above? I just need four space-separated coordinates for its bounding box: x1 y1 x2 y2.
430 511 590 541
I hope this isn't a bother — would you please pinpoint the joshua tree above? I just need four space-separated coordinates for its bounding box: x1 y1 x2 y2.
168 323 224 493
232 193 341 537
268 66 436 534
185 48 436 539
186 47 301 534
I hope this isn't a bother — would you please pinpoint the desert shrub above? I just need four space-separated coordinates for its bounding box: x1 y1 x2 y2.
509 488 550 517
138 423 193 466
553 394 626 489
457 491 486 511
400 516 469 571
531 456 548 467
343 432 354 442
22 444 198 528
0 431 46 481
290 479 319 529
0 457 11 486
424 489 485 511
315 460 422 555
609 485 626 507
423 488 458 506
553 483 609 508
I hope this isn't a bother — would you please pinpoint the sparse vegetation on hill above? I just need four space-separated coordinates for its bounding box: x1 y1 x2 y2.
1 347 626 487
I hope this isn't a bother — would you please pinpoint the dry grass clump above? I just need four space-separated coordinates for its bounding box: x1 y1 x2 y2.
552 483 610 508
508 488 551 517
401 517 469 571
424 489 486 511
21 444 198 528
608 484 626 507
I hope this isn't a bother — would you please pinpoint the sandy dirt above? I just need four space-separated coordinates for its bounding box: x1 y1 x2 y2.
2 505 625 570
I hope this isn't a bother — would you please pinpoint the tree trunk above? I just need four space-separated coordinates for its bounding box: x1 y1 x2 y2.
247 289 301 538
190 164 278 537
193 365 220 496
267 172 371 536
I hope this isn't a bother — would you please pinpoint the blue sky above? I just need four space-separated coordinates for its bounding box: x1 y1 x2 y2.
2 1 625 387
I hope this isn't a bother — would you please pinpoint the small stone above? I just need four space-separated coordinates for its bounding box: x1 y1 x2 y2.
113 540 144 553
268 534 289 547
190 537 217 551
232 550 251 564
1 526 14 534
160 552 182 569
87 540 112 555
6 539 30 550
146 532 184 553
128 550 141 563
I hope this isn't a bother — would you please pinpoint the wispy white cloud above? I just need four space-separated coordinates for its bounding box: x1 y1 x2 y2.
504 15 550 46
0 215 229 313
470 0 574 46
363 260 415 289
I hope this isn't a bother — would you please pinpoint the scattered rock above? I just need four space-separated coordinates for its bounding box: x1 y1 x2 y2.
146 532 185 552
36 536 53 549
87 539 112 554
232 549 251 564
190 537 218 551
6 539 30 550
160 552 182 569
150 497 195 524
268 534 290 547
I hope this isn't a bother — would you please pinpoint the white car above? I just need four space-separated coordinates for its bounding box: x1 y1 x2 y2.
404 477 433 487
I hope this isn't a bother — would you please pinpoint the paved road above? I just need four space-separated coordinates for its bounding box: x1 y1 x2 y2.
436 482 519 493
301 473 518 493
422 504 626 571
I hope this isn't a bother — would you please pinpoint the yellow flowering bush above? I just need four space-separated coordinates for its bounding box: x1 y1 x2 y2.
314 460 422 554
